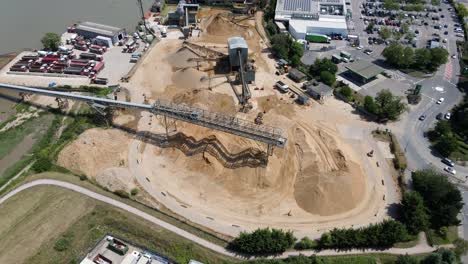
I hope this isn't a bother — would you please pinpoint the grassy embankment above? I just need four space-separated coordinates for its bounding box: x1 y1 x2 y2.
0 181 429 264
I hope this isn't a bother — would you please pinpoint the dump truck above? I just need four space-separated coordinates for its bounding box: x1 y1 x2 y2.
305 33 331 43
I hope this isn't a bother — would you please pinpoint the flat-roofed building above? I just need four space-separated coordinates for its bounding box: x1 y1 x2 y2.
75 21 126 44
274 0 348 40
344 60 384 84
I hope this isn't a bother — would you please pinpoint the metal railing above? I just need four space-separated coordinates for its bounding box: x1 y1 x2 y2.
0 83 287 147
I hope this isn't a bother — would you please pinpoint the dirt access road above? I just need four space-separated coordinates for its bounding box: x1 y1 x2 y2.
0 179 441 259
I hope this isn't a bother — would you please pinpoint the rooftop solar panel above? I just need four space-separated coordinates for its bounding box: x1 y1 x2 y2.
283 0 311 11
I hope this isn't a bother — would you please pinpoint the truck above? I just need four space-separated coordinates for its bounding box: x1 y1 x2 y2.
305 33 331 43
275 81 289 93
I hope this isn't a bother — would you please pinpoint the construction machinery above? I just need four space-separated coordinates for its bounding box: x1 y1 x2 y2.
0 83 287 152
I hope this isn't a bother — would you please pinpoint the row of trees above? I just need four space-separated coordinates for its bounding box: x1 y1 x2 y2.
429 95 467 158
382 42 449 72
228 228 296 254
317 220 409 249
363 89 407 121
411 169 463 229
308 58 338 86
396 249 458 264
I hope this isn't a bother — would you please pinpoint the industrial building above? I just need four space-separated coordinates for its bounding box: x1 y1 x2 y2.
344 60 384 84
274 0 348 40
75 22 126 45
304 81 333 102
167 0 199 26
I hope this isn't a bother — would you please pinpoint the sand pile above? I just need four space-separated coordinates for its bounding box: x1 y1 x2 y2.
141 120 367 217
292 125 365 216
167 48 199 69
171 68 207 90
172 89 237 114
57 128 130 178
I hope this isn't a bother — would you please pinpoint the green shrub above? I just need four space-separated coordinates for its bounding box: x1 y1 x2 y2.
130 188 139 196
114 190 130 199
53 234 74 252
228 228 296 254
294 237 317 250
79 175 87 181
32 157 53 173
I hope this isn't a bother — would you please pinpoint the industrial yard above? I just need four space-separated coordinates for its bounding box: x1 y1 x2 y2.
49 9 397 239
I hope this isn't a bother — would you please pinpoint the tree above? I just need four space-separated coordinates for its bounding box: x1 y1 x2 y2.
374 89 407 121
457 3 468 18
339 85 353 99
431 0 440 5
421 249 458 264
435 134 458 157
384 0 400 10
317 220 408 249
396 254 419 264
433 120 452 137
364 96 378 114
400 192 430 234
414 49 432 69
379 27 392 40
429 48 449 70
412 169 463 229
41 32 61 51
366 22 375 33
228 228 296 254
266 20 278 36
309 58 338 76
401 47 414 68
271 34 289 59
320 71 335 86
382 42 405 67
289 41 304 58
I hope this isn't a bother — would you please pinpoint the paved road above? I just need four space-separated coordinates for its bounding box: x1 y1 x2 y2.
0 179 448 258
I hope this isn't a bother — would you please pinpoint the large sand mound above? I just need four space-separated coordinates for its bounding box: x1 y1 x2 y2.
57 128 130 178
292 125 365 215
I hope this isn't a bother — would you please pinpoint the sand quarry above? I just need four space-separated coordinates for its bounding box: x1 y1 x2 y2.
58 11 396 238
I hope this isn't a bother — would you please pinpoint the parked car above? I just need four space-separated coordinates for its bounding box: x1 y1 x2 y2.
442 158 455 167
436 113 443 120
444 166 456 175
445 112 452 119
437 97 445 104
275 81 289 93
419 114 427 121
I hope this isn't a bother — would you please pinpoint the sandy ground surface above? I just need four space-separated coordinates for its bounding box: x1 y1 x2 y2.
56 10 399 238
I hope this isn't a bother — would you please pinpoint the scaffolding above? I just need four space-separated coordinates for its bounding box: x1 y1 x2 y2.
0 83 287 148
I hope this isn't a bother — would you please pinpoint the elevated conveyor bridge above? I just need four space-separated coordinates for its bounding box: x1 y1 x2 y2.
0 83 286 148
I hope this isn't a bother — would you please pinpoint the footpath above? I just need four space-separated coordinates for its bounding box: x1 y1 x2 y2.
0 179 449 259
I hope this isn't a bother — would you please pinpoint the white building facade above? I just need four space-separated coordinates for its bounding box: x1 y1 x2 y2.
274 0 348 40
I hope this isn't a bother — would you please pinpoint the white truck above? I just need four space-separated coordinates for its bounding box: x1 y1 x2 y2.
275 81 289 93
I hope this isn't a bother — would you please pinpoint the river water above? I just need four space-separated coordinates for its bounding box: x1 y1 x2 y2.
0 0 153 54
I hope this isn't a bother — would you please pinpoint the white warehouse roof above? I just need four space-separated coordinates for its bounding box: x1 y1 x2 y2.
289 17 347 32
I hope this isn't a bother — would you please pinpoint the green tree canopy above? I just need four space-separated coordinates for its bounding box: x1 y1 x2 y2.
379 27 392 40
429 48 449 70
319 71 336 86
41 32 61 51
384 0 400 10
412 169 463 229
414 49 432 69
435 134 459 157
396 254 419 264
364 96 378 114
374 89 407 121
457 3 468 18
400 192 430 234
228 228 296 254
309 58 338 76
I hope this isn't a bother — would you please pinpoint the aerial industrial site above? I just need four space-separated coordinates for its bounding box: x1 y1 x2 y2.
0 0 467 263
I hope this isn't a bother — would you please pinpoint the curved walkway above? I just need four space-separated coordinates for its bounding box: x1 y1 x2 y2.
0 179 441 259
